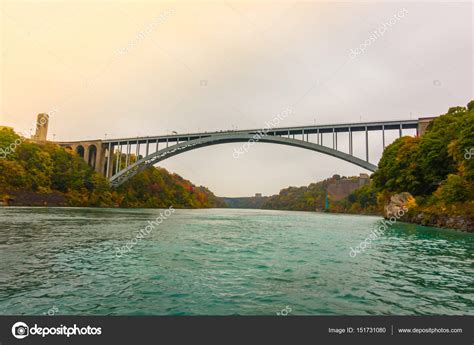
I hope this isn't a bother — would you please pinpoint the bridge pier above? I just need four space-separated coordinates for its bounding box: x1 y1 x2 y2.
57 140 107 175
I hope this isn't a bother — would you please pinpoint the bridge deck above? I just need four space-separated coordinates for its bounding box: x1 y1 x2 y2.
102 119 418 145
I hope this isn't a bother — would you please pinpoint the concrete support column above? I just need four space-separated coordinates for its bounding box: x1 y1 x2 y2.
116 144 122 174
84 145 90 166
126 142 130 167
95 144 106 174
106 142 112 178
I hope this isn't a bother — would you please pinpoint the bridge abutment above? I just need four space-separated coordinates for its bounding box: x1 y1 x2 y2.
417 117 436 136
57 140 108 175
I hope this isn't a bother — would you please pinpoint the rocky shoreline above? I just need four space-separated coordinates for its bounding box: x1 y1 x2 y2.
406 213 473 232
0 190 68 207
384 192 473 233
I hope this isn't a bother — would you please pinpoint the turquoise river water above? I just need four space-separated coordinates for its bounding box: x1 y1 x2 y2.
0 207 472 315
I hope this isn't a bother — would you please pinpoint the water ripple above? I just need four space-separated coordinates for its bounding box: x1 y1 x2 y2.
0 207 472 315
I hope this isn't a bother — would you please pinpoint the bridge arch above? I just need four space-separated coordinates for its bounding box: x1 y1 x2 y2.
109 133 377 187
76 145 85 158
88 145 97 169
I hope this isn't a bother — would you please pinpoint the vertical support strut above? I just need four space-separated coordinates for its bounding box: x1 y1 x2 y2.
136 140 140 159
399 124 402 138
332 128 335 149
335 131 338 150
365 126 369 162
116 143 121 173
166 137 169 148
349 128 353 155
156 140 159 152
317 129 320 145
106 142 112 178
126 141 130 167
145 140 149 156
382 124 385 149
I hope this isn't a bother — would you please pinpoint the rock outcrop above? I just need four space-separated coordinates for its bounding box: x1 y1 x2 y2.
384 192 414 220
385 192 473 232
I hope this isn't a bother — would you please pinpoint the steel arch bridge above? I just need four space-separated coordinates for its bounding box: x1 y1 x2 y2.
109 133 379 187
56 118 431 187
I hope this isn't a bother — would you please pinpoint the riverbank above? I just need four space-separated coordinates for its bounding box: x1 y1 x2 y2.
2 191 471 232
0 189 226 209
1 190 68 207
0 127 225 209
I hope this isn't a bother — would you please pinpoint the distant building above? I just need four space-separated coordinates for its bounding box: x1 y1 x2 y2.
255 193 262 198
31 113 49 142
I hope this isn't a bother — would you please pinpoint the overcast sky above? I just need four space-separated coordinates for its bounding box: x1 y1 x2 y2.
1 1 472 196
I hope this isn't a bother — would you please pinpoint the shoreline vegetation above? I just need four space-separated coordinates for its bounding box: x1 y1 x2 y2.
1 101 472 232
0 128 225 209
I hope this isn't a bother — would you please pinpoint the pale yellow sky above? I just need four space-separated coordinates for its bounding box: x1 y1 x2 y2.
1 1 472 196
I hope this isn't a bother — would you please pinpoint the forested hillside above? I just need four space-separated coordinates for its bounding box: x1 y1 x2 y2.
0 128 224 208
335 101 474 229
261 175 340 211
